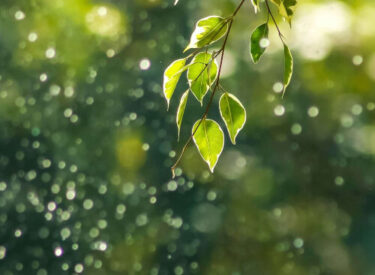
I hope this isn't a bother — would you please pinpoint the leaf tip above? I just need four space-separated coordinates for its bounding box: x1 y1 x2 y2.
209 164 216 173
171 167 176 179
166 100 170 111
183 45 191 53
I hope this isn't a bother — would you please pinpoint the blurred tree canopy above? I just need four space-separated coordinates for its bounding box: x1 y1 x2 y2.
0 0 375 275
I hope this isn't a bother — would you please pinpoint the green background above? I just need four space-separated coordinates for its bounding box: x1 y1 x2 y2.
1 0 375 274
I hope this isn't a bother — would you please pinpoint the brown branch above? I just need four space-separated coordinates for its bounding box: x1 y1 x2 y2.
265 0 285 43
171 0 246 178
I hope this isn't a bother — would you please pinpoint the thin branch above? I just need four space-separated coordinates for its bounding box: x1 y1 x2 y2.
265 0 285 43
171 0 246 178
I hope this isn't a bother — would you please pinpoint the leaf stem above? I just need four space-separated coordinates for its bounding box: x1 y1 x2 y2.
171 0 246 178
265 0 285 43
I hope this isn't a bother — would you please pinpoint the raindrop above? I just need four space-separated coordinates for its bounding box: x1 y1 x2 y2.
15 11 25 20
15 229 22 238
28 32 38 42
273 82 283 93
260 38 270 48
74 263 84 273
40 73 48 82
139 58 151 70
83 199 94 210
293 238 304 248
307 106 319 117
167 181 178 191
352 55 363 66
274 105 285 116
54 247 63 257
136 214 148 226
45 48 56 59
351 104 363 115
335 176 345 186
47 202 57 212
291 123 302 135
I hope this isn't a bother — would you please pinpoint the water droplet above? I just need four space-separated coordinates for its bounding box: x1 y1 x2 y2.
28 32 38 42
15 11 25 20
83 199 94 210
45 48 56 59
139 58 151 70
293 238 304 248
136 214 148 226
351 104 363 115
291 123 302 135
40 73 48 82
54 247 63 257
260 38 270 48
352 55 363 66
167 181 178 191
15 229 22 238
47 202 57 212
335 176 344 186
307 106 319 117
273 82 283 93
274 105 285 116
74 263 84 273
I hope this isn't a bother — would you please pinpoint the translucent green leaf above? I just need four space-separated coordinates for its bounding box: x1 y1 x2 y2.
187 52 218 104
280 0 297 25
184 16 228 52
163 58 186 109
176 90 189 140
192 119 224 172
270 0 297 25
250 0 260 13
250 23 269 64
219 93 247 144
283 43 293 96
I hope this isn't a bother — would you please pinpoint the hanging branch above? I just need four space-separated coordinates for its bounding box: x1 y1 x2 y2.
164 0 296 178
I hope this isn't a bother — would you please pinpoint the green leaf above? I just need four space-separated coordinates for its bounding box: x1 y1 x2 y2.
283 43 293 96
187 52 218 104
184 16 228 52
270 0 297 25
163 58 186 109
174 0 179 5
280 0 297 25
250 23 269 64
176 90 189 140
192 118 224 172
219 93 247 144
250 0 260 13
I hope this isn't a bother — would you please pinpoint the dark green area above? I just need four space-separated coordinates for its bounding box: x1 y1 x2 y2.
1 0 375 274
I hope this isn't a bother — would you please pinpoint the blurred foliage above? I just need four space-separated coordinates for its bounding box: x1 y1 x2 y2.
1 0 375 274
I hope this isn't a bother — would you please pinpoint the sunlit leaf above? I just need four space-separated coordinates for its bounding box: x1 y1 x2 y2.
283 43 293 96
250 23 269 64
187 52 218 104
163 58 186 109
219 93 246 144
174 0 179 5
192 119 224 172
176 90 189 140
270 0 297 25
184 16 228 52
250 0 260 13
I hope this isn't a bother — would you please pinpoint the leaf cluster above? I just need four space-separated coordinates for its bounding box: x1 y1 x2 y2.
164 0 296 176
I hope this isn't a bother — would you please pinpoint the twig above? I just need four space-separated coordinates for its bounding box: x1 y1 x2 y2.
265 0 285 43
171 0 246 178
